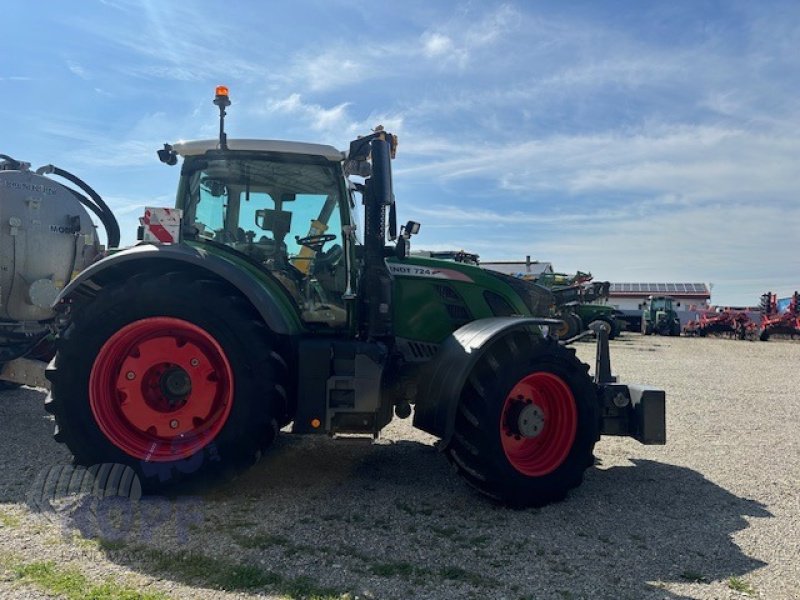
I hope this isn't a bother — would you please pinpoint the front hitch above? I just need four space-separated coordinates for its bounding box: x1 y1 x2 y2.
594 325 666 445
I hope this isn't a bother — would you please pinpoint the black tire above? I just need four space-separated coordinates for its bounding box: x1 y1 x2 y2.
656 320 671 336
641 319 652 335
45 271 288 489
609 318 620 340
555 312 582 341
760 328 770 342
446 331 599 507
0 380 22 391
594 316 619 340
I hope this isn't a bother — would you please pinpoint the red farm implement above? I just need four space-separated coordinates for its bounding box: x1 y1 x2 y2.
683 309 756 340
758 292 800 341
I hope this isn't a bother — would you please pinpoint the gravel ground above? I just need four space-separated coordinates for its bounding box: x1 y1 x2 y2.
1 334 798 600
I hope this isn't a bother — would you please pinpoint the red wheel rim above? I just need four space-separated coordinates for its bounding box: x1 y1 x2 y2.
89 317 234 461
500 372 577 476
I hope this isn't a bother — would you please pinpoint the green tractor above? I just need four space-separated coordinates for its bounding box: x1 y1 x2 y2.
641 296 681 336
571 304 623 340
45 88 665 507
533 273 621 341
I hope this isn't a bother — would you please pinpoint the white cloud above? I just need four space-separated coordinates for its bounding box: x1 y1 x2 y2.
416 5 519 69
464 4 519 47
293 51 367 92
265 93 352 133
261 93 405 144
404 199 800 305
396 122 800 207
66 60 90 80
422 32 454 57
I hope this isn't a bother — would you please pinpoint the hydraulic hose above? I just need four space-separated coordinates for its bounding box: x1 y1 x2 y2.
35 164 121 248
0 154 21 169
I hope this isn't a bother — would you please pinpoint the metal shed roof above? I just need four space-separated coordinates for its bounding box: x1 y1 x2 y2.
609 283 710 296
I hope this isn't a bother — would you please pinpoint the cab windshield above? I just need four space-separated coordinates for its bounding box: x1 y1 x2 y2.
180 153 349 328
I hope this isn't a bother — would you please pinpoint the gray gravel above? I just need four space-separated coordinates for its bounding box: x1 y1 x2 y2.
1 334 798 599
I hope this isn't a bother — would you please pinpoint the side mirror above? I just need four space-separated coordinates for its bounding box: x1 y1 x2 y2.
255 208 292 238
157 143 178 166
395 236 409 259
344 159 372 177
204 179 227 197
404 221 420 236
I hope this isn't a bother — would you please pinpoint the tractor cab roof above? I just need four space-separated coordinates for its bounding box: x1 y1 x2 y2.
172 139 346 162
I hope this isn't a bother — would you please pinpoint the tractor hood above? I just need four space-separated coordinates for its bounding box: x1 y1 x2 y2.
386 255 554 317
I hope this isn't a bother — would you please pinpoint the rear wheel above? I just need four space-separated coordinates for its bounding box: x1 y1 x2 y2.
46 271 287 488
446 331 599 507
555 312 582 341
608 317 620 340
589 316 619 340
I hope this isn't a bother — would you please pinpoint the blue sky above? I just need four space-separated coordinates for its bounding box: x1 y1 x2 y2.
3 1 799 305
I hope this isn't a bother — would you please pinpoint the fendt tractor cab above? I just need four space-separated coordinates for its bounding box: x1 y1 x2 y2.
642 295 681 336
46 88 665 507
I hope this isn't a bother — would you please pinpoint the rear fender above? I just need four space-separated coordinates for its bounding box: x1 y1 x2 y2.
54 244 301 335
412 317 560 444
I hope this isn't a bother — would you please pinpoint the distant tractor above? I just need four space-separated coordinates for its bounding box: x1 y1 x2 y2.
642 296 681 336
572 304 623 340
516 270 621 340
43 87 666 507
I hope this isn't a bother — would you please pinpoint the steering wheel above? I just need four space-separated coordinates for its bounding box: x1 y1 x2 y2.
313 243 343 274
295 233 337 252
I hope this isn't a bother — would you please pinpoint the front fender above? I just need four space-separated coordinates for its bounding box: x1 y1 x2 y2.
412 317 560 444
55 243 302 335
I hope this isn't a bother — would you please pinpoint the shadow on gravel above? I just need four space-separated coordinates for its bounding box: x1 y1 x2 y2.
13 426 771 600
0 387 72 503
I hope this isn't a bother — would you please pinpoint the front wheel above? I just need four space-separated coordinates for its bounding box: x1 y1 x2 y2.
45 272 287 488
446 331 599 507
641 319 653 335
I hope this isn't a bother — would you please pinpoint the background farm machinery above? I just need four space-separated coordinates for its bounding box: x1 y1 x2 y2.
758 291 800 341
641 296 681 337
517 270 622 340
683 291 799 341
414 256 624 341
683 309 756 340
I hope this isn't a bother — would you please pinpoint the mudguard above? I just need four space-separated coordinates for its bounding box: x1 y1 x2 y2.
54 243 300 335
413 317 560 444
